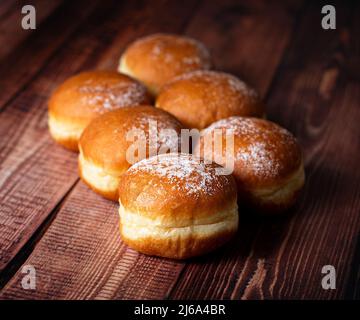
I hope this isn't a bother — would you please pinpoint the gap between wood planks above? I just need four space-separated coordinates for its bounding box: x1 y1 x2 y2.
0 180 78 289
167 0 308 299
169 0 360 299
0 0 136 276
0 0 63 61
0 0 203 296
0 0 101 112
344 233 360 299
0 1 310 298
4 0 359 299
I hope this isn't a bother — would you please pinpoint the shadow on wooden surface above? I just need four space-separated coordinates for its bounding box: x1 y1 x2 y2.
0 0 359 300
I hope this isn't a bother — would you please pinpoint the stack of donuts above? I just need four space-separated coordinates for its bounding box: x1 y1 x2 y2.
48 33 305 259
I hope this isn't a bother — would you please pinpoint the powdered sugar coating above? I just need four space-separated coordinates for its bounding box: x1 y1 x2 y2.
201 117 301 181
144 34 211 69
124 33 211 79
127 113 181 153
128 153 232 197
78 79 147 113
170 70 259 99
79 106 184 173
236 141 280 178
157 70 264 130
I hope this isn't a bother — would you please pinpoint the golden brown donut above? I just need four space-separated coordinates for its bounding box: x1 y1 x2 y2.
156 70 265 130
194 117 305 214
118 153 238 259
48 71 151 151
118 33 211 96
78 106 183 201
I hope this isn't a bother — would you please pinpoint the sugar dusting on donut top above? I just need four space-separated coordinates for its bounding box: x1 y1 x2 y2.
78 77 147 113
202 117 301 180
127 111 182 152
170 70 259 99
96 107 182 152
131 33 211 69
128 153 233 197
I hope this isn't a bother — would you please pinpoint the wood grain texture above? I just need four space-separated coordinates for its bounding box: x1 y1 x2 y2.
0 0 306 299
0 0 121 274
0 0 359 300
0 0 100 111
169 0 360 300
0 183 184 299
0 0 200 296
0 0 199 275
0 0 63 61
184 0 304 95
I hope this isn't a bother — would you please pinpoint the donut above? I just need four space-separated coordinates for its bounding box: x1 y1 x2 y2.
118 153 238 259
78 106 183 200
118 33 211 96
156 70 265 130
48 71 150 151
194 117 305 214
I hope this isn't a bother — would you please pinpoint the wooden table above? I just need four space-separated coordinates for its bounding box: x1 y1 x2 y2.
0 0 359 300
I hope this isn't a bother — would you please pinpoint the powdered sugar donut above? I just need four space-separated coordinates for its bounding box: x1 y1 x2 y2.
118 153 238 259
119 34 211 96
194 117 305 214
48 71 150 151
156 70 265 129
78 106 183 201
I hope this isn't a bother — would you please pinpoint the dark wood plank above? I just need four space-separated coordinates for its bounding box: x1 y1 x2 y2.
0 183 184 299
170 0 360 299
0 0 201 296
0 0 123 273
0 0 100 111
0 0 63 61
0 0 304 299
0 0 17 19
0 0 197 276
185 0 304 96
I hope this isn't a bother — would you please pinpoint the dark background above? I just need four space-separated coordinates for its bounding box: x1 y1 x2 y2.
0 0 359 299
